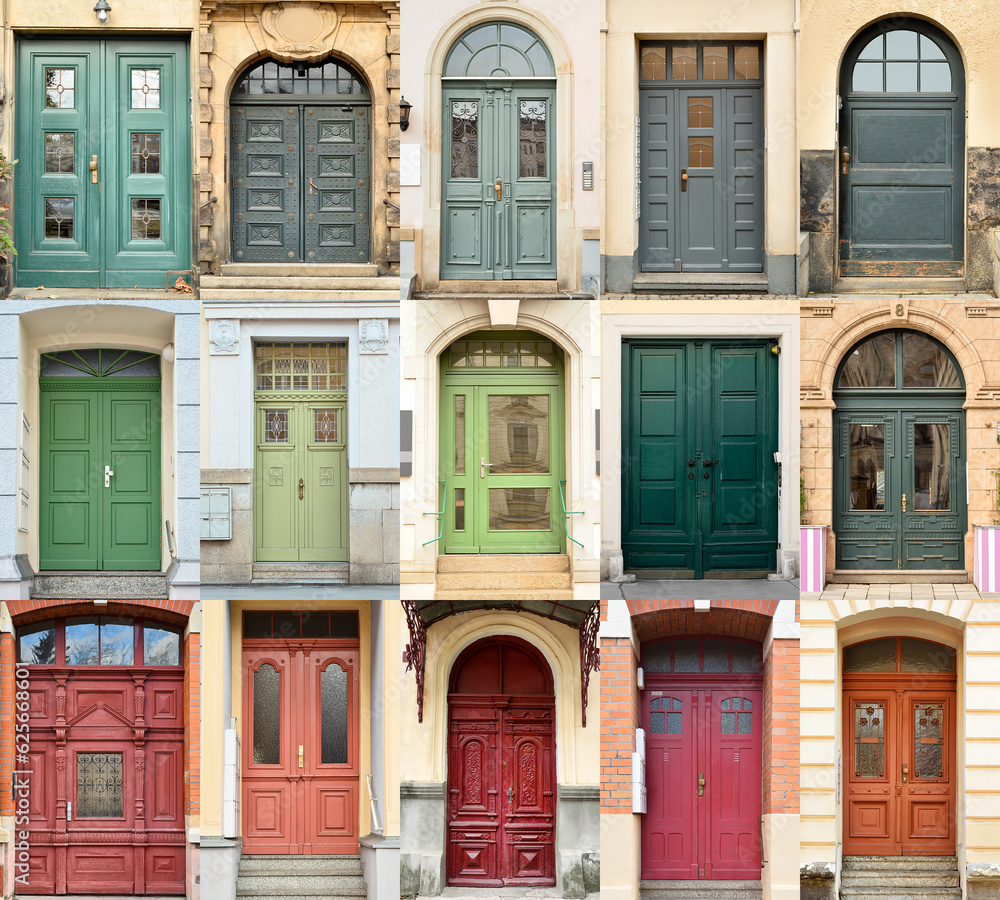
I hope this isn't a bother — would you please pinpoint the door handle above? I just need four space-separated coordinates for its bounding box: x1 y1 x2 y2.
698 773 705 797
702 459 720 467
104 464 114 488
89 155 98 184
841 146 850 175
686 459 696 467
309 178 318 194
495 177 502 201
480 456 494 478
681 169 688 192
67 800 72 822
299 478 304 500
298 745 304 769
902 762 909 784
902 493 907 513
508 786 514 805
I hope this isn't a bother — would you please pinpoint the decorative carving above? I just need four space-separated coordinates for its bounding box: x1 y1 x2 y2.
269 466 284 486
319 466 334 485
260 4 340 63
520 743 537 805
402 601 426 723
359 319 389 354
465 741 482 805
249 121 282 141
319 155 352 176
579 601 600 727
248 155 281 174
209 319 239 355
320 121 352 142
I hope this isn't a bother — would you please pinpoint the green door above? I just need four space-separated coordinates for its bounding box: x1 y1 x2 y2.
253 343 348 562
440 333 565 553
839 21 964 277
39 350 162 571
441 22 557 280
231 59 371 264
622 340 778 577
833 331 966 571
16 39 190 288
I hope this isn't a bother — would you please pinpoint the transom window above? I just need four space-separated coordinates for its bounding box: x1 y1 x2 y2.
18 617 182 666
642 636 761 674
242 610 360 639
444 22 555 78
640 42 763 83
843 637 955 674
836 330 963 390
40 348 161 378
851 30 952 93
448 338 559 369
254 342 347 392
234 59 368 98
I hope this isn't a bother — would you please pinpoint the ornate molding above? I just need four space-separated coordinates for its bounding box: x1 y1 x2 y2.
579 601 600 727
360 318 389 354
260 3 339 62
209 319 240 355
402 601 426 723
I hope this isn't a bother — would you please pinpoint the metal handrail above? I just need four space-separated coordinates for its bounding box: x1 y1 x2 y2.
422 480 447 545
558 480 584 548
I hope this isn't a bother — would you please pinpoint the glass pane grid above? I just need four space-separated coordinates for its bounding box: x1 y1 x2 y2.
451 101 479 179
45 68 75 108
852 30 952 92
447 339 555 368
131 133 162 174
77 752 124 817
235 59 368 96
854 703 886 778
519 101 547 178
130 68 161 109
44 197 74 239
255 342 347 392
44 133 75 173
131 198 162 240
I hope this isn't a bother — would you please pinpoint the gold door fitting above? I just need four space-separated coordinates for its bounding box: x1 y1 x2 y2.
495 177 502 201
902 493 907 513
902 762 909 783
681 169 688 192
89 155 99 184
841 146 851 175
698 773 705 797
298 745 304 769
299 477 304 500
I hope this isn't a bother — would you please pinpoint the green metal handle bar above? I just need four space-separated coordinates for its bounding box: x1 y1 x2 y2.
422 480 447 546
559 479 584 549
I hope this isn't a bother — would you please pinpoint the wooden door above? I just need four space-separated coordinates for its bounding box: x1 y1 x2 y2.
838 22 964 277
16 39 190 288
242 640 359 853
622 340 778 576
639 43 763 274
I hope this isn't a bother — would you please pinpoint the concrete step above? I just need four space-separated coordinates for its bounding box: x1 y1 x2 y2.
236 894 366 900
236 853 366 900
238 855 361 873
201 286 399 303
840 891 961 900
843 874 960 888
434 588 576 602
436 571 572 591
830 570 969 584
203 275 397 291
639 880 762 899
437 554 571 573
221 263 378 278
237 873 365 891
842 856 958 871
251 562 349 584
33 571 167 599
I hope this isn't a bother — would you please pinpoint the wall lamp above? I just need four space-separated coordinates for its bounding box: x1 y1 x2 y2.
399 96 412 132
94 0 111 23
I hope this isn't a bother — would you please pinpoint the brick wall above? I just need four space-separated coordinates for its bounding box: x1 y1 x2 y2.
183 632 201 819
600 636 638 813
763 638 800 814
628 598 780 644
1 632 13 819
8 598 194 626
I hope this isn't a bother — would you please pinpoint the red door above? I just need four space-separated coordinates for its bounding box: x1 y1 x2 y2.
242 640 359 853
19 623 185 895
446 638 556 887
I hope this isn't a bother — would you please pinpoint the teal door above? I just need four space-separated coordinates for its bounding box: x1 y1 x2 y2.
622 340 778 576
639 43 764 273
16 39 190 288
833 331 966 571
442 22 557 280
39 350 162 571
839 21 964 277
231 59 371 263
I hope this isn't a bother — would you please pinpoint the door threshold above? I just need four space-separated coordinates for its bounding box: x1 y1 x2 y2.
830 569 970 584
251 562 349 584
638 879 763 899
630 570 773 580
633 271 768 293
833 276 968 294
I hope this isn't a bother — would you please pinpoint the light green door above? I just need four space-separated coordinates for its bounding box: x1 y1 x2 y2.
440 333 565 553
16 39 190 288
39 350 162 571
253 342 348 562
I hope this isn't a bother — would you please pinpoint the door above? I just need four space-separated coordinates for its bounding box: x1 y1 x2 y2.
16 39 190 288
231 58 371 263
639 43 764 273
242 638 359 853
19 617 185 895
839 22 964 277
40 380 161 572
622 340 778 576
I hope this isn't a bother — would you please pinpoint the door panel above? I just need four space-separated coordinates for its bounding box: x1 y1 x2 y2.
302 405 348 561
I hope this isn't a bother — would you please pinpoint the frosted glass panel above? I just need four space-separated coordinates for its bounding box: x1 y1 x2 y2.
321 664 349 764
844 638 896 672
900 638 955 673
253 664 281 765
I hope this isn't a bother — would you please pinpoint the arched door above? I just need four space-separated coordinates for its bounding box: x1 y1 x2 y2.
838 20 965 277
439 331 565 553
640 636 763 880
442 22 557 280
843 637 956 854
230 58 371 263
447 637 556 886
833 330 966 571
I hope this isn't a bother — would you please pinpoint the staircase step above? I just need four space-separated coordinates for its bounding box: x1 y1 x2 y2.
237 894 366 900
251 563 349 583
842 856 958 870
840 890 961 900
201 287 400 303
436 571 572 591
843 875 960 888
33 571 167 599
238 855 361 873
437 554 571 573
830 570 969 584
221 263 378 278
238 873 364 890
640 879 762 899
434 588 576 602
236 854 366 900
203 275 397 291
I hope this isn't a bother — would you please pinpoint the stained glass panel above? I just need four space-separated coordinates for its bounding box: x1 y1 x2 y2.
314 408 339 443
914 704 944 778
253 664 281 765
264 410 288 443
44 133 75 173
255 342 347 392
854 703 885 778
131 133 161 175
641 45 667 80
321 664 349 764
131 199 162 240
44 197 74 239
672 46 697 79
77 752 124 817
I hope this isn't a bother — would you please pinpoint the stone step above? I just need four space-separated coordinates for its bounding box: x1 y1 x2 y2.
434 588 576 602
830 570 969 584
236 893 366 900
639 879 762 899
840 890 961 900
237 873 365 891
251 563 349 583
200 287 400 303
842 856 958 870
203 275 397 291
437 554 571 573
221 263 379 278
33 571 167 599
238 855 361 873
436 571 572 591
843 874 960 888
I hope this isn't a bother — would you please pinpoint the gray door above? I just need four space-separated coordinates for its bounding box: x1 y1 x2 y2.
639 43 764 273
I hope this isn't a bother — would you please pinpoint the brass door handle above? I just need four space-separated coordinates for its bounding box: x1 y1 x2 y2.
841 146 850 175
299 477 304 500
698 773 705 797
902 762 909 784
902 493 907 513
495 177 502 201
681 169 688 192
309 178 318 194
298 745 304 769
90 155 99 184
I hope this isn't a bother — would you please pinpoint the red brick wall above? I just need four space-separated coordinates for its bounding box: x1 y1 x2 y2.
183 631 201 819
8 598 193 627
600 636 638 813
763 638 799 815
1 632 14 818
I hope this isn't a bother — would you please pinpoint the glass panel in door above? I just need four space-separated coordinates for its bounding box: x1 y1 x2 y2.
902 415 962 568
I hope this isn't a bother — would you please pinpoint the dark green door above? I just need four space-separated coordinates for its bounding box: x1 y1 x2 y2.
639 42 764 273
622 340 778 576
839 21 964 277
231 59 371 264
16 39 190 288
39 350 161 571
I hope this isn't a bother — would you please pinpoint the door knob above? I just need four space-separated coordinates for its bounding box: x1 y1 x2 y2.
902 762 909 784
480 456 494 478
298 745 304 769
698 774 705 797
495 178 502 201
104 465 114 488
681 169 688 192
299 477 304 500
841 146 850 175
90 155 99 184
902 493 907 513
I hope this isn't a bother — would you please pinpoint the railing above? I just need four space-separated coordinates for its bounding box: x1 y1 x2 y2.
422 480 447 546
558 480 584 548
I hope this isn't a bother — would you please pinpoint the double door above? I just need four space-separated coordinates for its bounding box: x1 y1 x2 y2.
242 643 359 853
642 683 762 880
255 399 347 562
639 86 763 272
441 381 564 553
622 340 778 576
16 39 189 287
835 410 964 569
447 698 556 886
442 83 556 279
40 386 161 571
232 103 370 262
844 688 955 854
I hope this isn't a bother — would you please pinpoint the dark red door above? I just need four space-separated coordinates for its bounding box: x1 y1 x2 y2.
21 646 185 894
242 640 359 853
446 638 556 887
